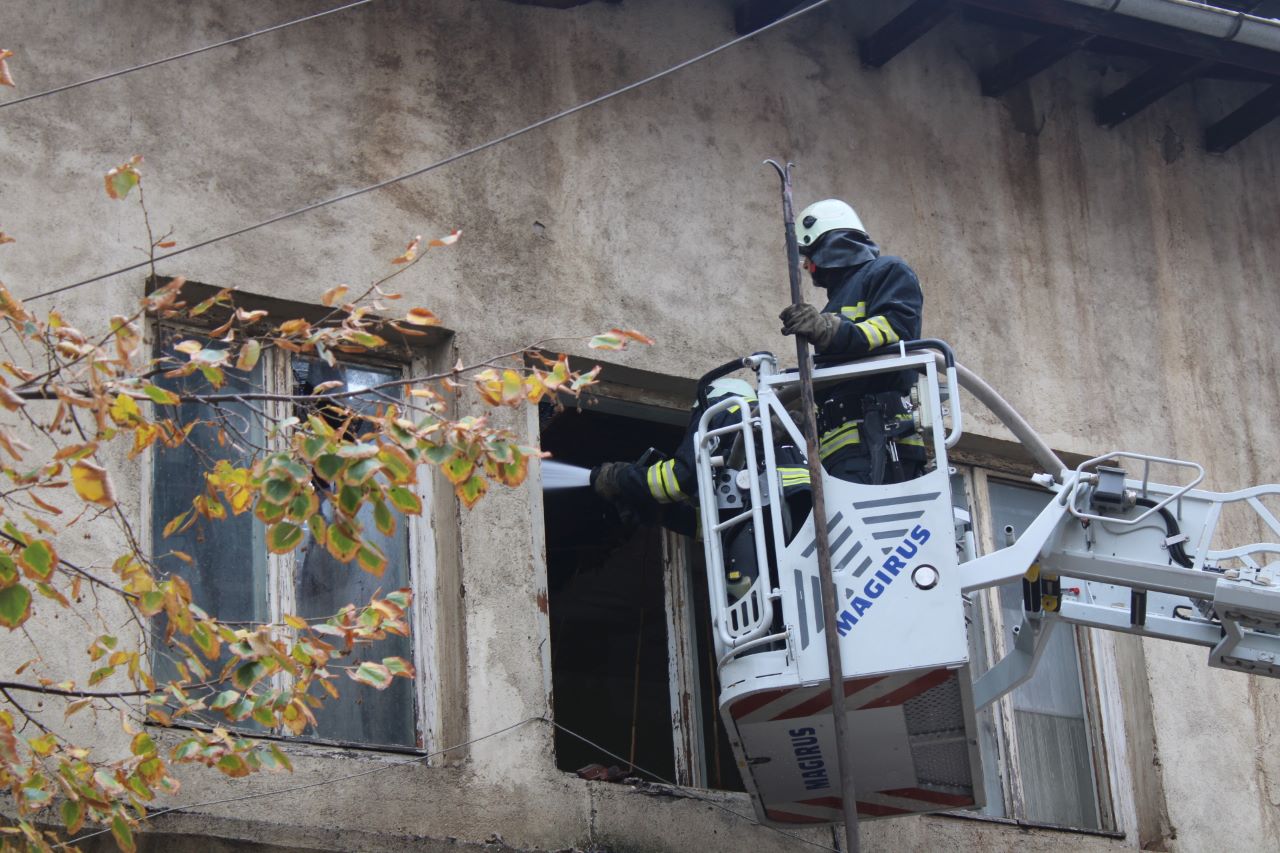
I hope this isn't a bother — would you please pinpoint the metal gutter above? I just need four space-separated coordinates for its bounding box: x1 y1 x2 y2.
1063 0 1280 52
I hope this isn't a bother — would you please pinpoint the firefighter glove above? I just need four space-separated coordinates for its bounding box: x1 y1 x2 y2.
780 302 841 350
590 462 630 500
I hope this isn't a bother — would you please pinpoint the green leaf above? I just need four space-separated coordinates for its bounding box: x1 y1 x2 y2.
344 332 386 349
232 661 267 691
137 590 164 616
89 665 115 686
18 540 54 581
348 661 392 689
268 743 293 772
210 690 239 711
387 486 421 514
142 384 180 406
377 446 415 483
337 485 361 516
263 477 296 505
172 739 202 761
0 554 17 588
130 732 157 756
216 754 251 778
267 522 304 554
356 543 387 578
382 656 414 677
61 798 84 834
0 583 31 628
441 454 473 485
301 434 329 462
255 499 287 525
345 457 381 486
589 332 623 350
314 454 344 481
111 814 136 853
326 523 359 562
373 500 394 536
457 474 488 509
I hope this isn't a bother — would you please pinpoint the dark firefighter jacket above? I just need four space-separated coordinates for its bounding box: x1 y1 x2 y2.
610 397 810 537
813 254 925 463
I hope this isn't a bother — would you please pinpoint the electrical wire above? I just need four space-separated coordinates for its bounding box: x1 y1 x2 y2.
0 1 374 111
68 714 544 846
548 719 840 852
27 0 834 303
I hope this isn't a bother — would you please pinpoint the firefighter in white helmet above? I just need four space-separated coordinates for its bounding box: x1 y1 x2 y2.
779 199 926 484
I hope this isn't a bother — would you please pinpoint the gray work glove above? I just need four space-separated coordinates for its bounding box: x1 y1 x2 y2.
590 462 630 500
780 302 841 350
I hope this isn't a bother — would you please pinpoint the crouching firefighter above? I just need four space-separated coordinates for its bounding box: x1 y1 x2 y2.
779 198 926 485
590 378 811 600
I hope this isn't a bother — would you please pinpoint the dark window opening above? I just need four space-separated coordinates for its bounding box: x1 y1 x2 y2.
541 400 742 791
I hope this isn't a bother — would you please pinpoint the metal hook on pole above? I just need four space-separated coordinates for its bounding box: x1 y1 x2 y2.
763 158 861 853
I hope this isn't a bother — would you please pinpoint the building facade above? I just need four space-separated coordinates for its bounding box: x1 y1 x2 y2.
3 0 1280 850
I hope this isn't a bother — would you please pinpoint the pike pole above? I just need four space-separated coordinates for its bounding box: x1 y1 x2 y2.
765 160 861 853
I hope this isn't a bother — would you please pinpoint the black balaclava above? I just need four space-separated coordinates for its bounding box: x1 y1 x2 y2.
805 230 880 290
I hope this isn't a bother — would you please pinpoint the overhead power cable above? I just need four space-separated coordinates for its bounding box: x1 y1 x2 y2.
0 0 374 111
28 0 833 303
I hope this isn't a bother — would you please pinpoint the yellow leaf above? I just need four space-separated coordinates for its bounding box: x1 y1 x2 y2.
0 383 24 412
235 339 261 372
174 339 203 355
391 236 421 265
71 461 116 508
321 285 349 307
0 232 12 246
109 393 142 426
0 49 14 89
403 308 440 326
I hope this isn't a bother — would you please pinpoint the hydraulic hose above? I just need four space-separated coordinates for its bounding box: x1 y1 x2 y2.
1134 496 1195 568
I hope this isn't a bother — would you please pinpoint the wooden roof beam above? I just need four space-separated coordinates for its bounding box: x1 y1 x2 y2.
1095 58 1211 127
1205 82 1280 151
734 0 807 35
859 0 953 68
980 31 1092 97
957 0 1280 78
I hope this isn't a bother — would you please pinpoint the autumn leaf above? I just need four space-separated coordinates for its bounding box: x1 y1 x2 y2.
391 236 421 265
104 155 143 201
348 661 392 689
611 328 656 346
321 285 349 307
0 50 14 88
0 584 31 629
236 339 261 372
589 332 623 350
427 228 461 247
72 461 116 508
0 232 13 246
403 307 439 326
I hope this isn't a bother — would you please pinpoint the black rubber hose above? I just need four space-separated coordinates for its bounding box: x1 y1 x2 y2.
1135 496 1194 568
695 358 749 411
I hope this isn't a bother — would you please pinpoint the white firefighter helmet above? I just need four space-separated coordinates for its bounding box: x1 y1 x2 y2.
706 377 755 402
796 199 867 252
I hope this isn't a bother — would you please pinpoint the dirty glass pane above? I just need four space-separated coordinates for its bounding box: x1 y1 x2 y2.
291 358 416 748
952 471 1006 818
149 329 268 719
988 479 1102 830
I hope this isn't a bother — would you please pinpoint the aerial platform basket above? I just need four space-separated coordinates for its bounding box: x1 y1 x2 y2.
693 344 981 825
692 340 1280 829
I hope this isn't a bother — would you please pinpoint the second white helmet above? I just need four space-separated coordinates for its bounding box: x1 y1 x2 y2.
796 199 867 252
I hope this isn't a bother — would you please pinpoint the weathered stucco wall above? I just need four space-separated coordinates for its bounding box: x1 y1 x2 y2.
2 0 1279 850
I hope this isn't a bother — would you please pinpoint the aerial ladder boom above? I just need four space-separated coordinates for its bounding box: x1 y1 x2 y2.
692 341 1280 827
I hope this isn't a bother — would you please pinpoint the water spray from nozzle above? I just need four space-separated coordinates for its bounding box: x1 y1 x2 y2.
541 460 593 490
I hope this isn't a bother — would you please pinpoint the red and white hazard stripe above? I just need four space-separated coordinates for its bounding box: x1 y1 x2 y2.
729 667 954 725
764 787 975 825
